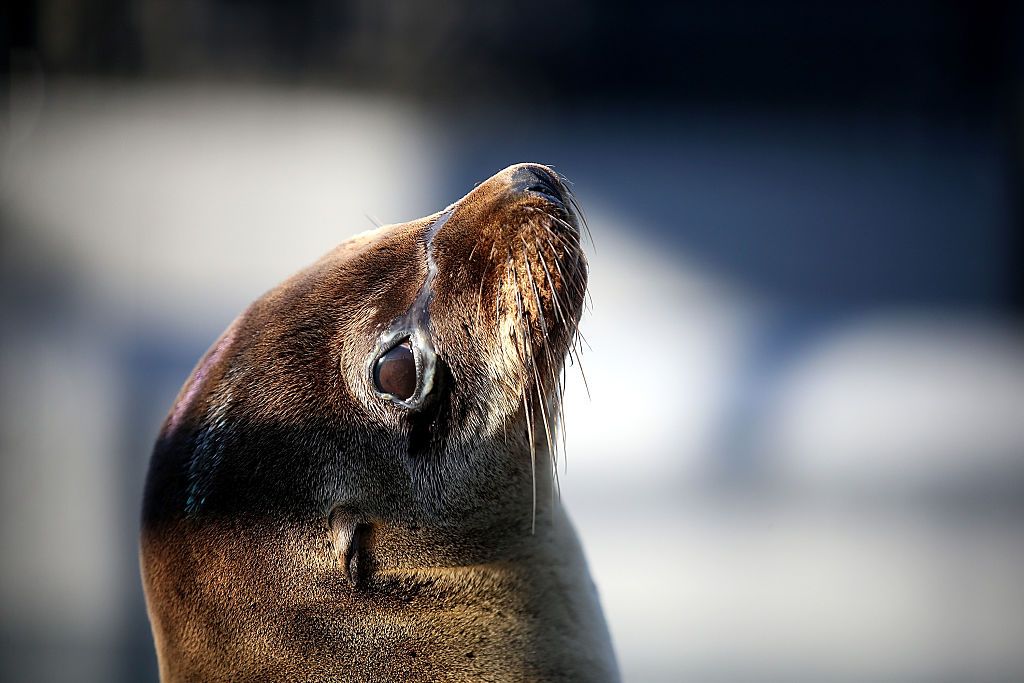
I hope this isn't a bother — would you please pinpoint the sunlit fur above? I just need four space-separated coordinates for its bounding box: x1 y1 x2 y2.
140 164 618 682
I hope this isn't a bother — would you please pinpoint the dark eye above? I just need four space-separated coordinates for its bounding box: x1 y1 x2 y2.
373 341 417 400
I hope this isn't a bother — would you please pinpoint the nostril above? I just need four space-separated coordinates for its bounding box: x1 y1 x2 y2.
522 178 564 204
509 165 564 203
526 183 559 199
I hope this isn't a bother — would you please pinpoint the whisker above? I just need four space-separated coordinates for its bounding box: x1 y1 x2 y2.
513 281 537 533
565 192 595 252
476 257 490 331
521 241 557 467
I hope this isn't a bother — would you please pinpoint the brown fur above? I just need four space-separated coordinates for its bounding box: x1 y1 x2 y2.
140 164 619 681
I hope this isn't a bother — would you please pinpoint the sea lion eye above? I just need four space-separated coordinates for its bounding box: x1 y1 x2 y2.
373 341 417 400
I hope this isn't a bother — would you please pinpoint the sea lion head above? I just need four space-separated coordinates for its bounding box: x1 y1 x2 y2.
141 163 603 680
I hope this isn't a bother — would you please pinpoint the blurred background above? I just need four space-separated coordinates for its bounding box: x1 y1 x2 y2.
3 2 1024 681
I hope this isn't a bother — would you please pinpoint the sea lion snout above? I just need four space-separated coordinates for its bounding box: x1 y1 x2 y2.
422 163 587 451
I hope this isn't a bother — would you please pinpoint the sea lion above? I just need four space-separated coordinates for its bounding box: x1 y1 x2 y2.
140 163 619 682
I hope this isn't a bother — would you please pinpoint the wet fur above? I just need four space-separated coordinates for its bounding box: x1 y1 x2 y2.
140 164 618 681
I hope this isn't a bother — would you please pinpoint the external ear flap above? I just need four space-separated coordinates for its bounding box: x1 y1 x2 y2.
330 509 373 587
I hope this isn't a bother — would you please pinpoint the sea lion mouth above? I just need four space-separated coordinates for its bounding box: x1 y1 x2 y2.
500 168 588 485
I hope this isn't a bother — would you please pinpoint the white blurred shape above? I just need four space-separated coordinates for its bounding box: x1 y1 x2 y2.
560 202 751 488
761 318 1024 487
580 503 1024 683
4 81 438 328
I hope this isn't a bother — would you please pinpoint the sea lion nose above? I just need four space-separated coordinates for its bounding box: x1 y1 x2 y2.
507 163 565 205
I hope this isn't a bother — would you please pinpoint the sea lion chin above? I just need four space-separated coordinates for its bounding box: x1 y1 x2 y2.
140 163 620 682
